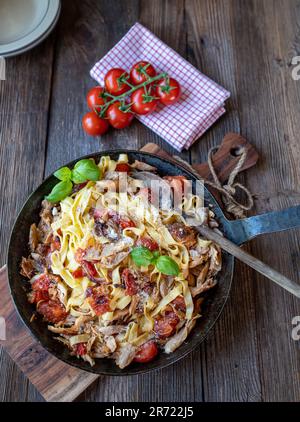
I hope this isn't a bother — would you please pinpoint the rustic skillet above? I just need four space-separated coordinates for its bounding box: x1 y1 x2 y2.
7 150 300 375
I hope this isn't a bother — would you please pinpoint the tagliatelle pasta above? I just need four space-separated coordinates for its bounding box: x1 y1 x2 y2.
20 154 222 368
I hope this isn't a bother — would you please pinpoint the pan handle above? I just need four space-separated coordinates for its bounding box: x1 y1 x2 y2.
226 205 300 245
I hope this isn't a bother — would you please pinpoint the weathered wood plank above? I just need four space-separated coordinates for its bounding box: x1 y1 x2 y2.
230 0 300 401
0 35 56 402
186 0 262 402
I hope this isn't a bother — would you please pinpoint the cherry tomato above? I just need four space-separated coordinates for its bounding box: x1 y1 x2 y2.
156 78 181 105
86 286 110 316
131 87 158 115
134 341 158 363
86 86 105 112
37 300 68 323
106 101 134 129
75 343 87 356
82 111 109 137
154 311 179 339
115 163 131 172
72 267 85 278
122 268 138 296
104 68 130 95
137 236 159 251
130 61 156 85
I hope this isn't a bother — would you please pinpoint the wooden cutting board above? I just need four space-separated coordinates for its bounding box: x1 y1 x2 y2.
0 133 258 402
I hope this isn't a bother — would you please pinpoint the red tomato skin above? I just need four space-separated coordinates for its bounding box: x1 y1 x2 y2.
115 163 131 172
82 261 98 278
130 61 156 85
87 287 111 316
37 300 68 324
104 68 130 95
82 111 109 137
154 311 180 339
122 268 138 296
86 86 105 112
137 237 159 251
106 101 134 129
134 341 158 363
75 343 87 356
131 88 158 115
156 78 181 105
72 267 85 278
32 274 51 292
120 219 136 229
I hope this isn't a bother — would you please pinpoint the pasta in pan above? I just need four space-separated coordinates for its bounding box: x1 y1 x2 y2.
20 154 221 368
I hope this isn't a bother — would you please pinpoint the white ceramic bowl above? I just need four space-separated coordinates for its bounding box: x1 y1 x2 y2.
0 0 61 57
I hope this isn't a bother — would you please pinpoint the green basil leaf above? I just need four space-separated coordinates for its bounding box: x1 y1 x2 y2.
45 180 73 203
151 250 160 264
71 159 101 184
130 246 154 267
156 255 179 276
54 166 71 181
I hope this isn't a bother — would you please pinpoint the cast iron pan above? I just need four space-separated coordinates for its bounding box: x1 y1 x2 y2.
7 150 300 375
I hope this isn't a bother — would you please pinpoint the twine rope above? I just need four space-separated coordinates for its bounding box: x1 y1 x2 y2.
174 145 254 219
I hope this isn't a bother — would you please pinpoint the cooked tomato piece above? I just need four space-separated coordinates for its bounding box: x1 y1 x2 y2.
171 295 186 313
87 286 111 315
115 163 131 172
32 274 51 292
154 310 180 339
75 343 87 356
137 236 159 251
37 300 68 323
72 267 85 278
29 289 49 304
120 219 136 229
82 261 98 278
134 341 158 363
122 268 138 296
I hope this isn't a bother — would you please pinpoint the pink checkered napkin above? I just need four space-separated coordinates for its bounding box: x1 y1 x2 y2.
90 23 230 152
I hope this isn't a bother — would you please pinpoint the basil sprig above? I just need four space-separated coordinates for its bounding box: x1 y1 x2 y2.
71 159 101 184
130 246 179 276
45 159 101 203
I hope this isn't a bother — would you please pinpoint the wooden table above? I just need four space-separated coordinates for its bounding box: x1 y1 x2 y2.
1 0 300 402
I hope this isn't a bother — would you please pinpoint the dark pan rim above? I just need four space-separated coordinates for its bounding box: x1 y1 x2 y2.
7 149 234 376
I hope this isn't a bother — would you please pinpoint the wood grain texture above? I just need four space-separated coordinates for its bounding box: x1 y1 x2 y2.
0 266 98 402
1 0 300 402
